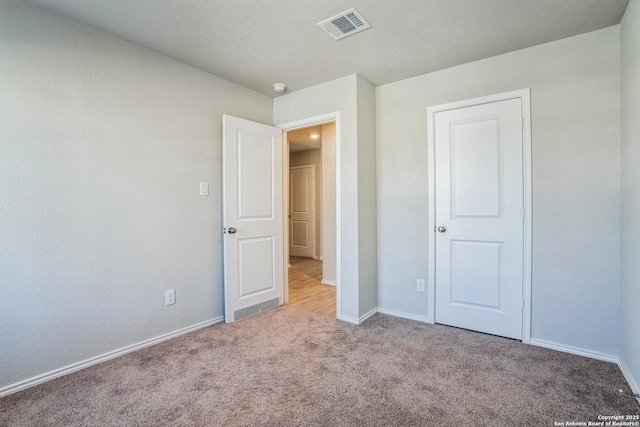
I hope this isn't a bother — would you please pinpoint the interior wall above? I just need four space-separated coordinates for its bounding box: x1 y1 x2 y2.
356 75 378 318
274 76 359 320
376 26 621 356
289 149 322 259
321 123 337 285
620 0 640 393
274 74 378 322
0 0 272 391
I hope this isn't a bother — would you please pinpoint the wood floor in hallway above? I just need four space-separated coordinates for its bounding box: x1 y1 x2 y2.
288 257 336 318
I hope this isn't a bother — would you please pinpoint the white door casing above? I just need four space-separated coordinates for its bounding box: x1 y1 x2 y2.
223 115 284 323
278 112 342 319
427 90 532 341
289 165 315 258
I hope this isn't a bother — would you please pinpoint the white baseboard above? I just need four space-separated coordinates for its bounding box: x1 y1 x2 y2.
0 317 224 398
377 308 433 324
529 338 619 364
338 307 378 325
321 279 336 286
313 256 323 260
359 307 378 323
618 358 640 405
337 315 359 324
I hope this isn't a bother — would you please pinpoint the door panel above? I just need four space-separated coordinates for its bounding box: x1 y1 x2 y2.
450 240 502 310
289 165 314 258
291 221 309 247
451 119 501 218
238 132 274 219
434 98 523 339
238 236 275 297
223 115 283 323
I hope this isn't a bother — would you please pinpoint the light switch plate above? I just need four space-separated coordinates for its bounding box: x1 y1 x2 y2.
165 289 175 305
199 182 209 196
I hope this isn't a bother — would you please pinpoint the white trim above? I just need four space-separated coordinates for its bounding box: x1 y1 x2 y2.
426 88 533 341
277 112 338 131
0 317 223 398
377 308 432 324
338 307 377 325
283 132 290 304
529 338 619 364
337 315 360 324
359 307 378 323
278 112 342 320
313 256 323 260
618 359 640 405
520 89 533 344
427 106 437 325
321 279 336 286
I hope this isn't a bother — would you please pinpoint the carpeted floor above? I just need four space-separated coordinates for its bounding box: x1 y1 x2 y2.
1 306 638 426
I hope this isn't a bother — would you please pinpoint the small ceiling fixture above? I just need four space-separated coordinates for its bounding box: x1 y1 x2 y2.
310 134 319 139
273 83 287 93
318 8 371 40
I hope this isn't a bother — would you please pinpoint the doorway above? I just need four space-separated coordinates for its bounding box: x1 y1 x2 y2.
427 89 532 342
285 122 337 317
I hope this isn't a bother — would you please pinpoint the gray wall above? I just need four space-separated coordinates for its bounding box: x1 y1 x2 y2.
356 76 378 317
275 75 359 320
274 74 377 322
620 0 640 394
321 123 337 285
375 27 621 356
0 0 272 390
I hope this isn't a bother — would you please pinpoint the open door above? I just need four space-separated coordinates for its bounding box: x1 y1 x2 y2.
223 115 284 323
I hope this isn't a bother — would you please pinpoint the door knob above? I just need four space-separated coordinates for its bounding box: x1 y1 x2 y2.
228 227 237 234
437 226 447 233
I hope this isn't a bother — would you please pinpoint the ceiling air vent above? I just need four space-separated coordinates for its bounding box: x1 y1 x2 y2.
318 8 371 40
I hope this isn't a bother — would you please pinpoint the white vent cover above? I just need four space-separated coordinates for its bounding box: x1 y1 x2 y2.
318 8 371 40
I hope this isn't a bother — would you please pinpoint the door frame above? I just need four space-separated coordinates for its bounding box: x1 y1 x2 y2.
426 89 532 343
278 112 341 318
288 164 316 258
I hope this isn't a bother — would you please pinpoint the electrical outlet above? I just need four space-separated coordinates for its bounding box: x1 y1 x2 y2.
165 289 175 306
416 279 425 293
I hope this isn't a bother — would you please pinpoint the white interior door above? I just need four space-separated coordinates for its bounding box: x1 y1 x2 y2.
289 165 315 258
223 115 283 323
434 98 524 339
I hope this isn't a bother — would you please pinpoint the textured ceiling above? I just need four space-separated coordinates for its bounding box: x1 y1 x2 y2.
24 0 630 96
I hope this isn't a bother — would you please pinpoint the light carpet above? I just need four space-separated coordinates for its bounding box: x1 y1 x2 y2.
1 306 638 426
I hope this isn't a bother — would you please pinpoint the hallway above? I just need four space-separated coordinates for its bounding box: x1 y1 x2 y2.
288 257 336 318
